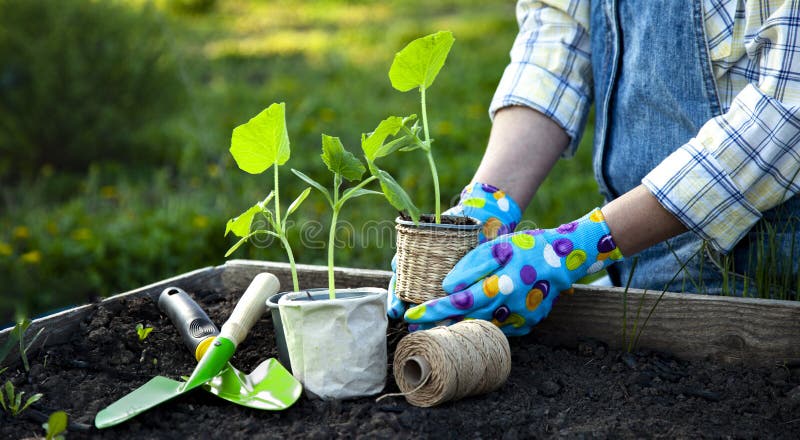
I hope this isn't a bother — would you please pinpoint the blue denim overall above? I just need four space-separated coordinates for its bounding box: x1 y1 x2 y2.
590 0 800 295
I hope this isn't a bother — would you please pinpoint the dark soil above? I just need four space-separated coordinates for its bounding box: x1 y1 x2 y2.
399 213 479 226
3 287 800 439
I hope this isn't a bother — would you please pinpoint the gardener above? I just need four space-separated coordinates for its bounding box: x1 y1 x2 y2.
389 0 800 334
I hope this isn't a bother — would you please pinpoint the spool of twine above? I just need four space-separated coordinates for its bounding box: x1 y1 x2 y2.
395 222 480 304
391 320 511 407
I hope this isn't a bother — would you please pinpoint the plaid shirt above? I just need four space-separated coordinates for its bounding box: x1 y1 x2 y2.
491 0 800 252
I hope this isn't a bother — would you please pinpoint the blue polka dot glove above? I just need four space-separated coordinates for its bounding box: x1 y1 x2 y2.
387 182 522 319
403 208 624 335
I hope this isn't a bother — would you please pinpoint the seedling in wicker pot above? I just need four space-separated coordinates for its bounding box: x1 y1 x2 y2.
225 102 311 293
386 31 484 304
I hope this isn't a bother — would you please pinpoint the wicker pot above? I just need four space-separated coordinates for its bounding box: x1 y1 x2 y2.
394 215 482 304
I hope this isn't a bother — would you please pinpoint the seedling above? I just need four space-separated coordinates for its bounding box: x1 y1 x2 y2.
292 135 390 299
225 102 311 292
43 410 68 440
1 318 45 373
135 323 153 342
388 30 455 223
0 379 42 417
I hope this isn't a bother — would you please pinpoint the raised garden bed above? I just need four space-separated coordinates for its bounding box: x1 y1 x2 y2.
2 259 800 438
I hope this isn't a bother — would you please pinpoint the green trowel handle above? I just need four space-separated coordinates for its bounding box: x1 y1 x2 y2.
158 287 220 361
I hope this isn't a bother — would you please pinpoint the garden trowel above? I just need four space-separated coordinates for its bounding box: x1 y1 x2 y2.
94 272 295 429
156 285 301 410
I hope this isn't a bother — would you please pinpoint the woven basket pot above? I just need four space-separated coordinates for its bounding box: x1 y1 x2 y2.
395 215 482 304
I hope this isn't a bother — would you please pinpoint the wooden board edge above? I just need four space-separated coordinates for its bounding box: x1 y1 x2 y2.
3 260 799 368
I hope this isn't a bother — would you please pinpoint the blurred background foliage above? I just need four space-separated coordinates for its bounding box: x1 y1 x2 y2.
0 0 601 321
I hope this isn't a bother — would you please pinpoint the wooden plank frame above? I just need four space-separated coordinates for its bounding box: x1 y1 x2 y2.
2 259 799 367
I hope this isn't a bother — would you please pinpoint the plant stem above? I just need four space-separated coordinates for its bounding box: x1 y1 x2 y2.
271 162 302 291
420 86 441 223
327 174 342 300
273 163 282 234
327 209 339 300
281 236 300 292
346 175 377 197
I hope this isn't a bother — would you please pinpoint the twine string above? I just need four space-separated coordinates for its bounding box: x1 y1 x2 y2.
389 320 511 407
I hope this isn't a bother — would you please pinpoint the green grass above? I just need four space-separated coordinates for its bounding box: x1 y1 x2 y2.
0 0 601 319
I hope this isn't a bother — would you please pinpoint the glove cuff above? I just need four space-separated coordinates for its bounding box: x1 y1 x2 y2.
445 182 523 242
542 207 624 282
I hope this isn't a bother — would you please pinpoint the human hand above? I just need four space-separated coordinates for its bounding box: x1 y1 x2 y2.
403 208 624 335
387 182 522 319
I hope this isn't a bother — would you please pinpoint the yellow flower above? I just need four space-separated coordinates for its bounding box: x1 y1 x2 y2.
467 103 484 120
20 250 41 264
71 228 93 241
436 120 454 135
100 185 118 199
319 107 336 122
207 164 220 178
12 226 29 239
192 215 209 229
0 242 12 256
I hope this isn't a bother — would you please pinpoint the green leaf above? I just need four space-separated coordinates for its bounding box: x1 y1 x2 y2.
21 392 41 413
389 31 455 92
343 188 383 200
225 204 262 238
10 319 30 339
230 102 291 174
339 188 383 207
361 116 405 162
291 169 333 206
284 187 311 222
13 389 22 413
0 384 6 411
136 324 153 341
321 134 365 181
4 380 13 405
372 166 420 222
45 411 68 440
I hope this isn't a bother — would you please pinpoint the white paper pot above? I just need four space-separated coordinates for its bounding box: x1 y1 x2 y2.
278 287 388 400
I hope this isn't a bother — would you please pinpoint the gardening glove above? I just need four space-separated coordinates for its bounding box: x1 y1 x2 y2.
387 182 522 319
403 208 624 336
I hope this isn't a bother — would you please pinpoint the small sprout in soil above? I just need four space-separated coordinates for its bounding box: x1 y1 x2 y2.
43 410 68 440
2 318 45 373
135 323 153 342
0 379 42 417
388 30 455 224
225 102 310 292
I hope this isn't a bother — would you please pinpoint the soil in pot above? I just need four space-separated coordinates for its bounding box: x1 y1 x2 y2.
2 286 800 439
398 213 478 226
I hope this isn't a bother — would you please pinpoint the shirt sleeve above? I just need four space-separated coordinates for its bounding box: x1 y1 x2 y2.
643 2 800 252
489 0 592 157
